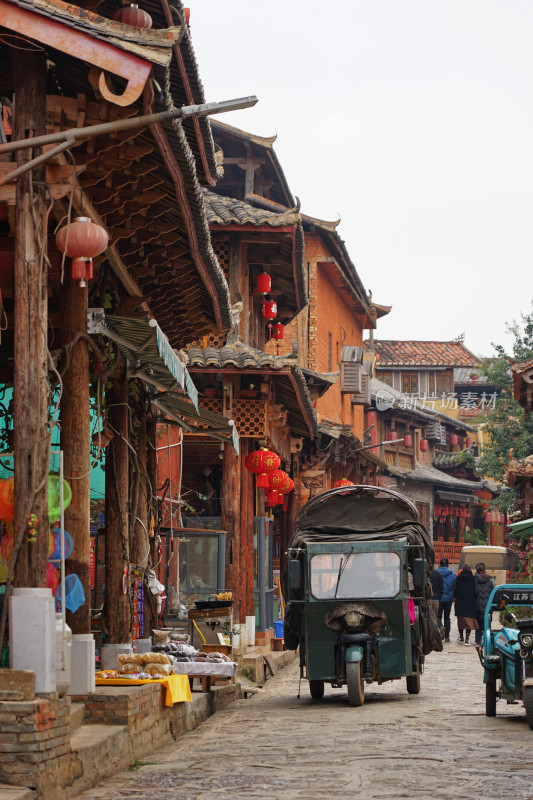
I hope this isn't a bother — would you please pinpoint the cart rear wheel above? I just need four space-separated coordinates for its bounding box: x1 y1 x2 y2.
524 686 533 730
486 679 497 717
406 671 421 694
309 680 324 700
406 652 421 694
346 661 364 707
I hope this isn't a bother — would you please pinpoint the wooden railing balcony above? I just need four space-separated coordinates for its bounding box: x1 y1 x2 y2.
433 540 464 566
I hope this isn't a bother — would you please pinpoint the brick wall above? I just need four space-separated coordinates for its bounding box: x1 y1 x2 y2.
0 695 73 787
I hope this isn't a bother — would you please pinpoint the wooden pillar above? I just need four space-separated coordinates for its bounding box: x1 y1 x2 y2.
103 353 130 642
13 49 49 587
221 439 242 622
145 406 158 633
60 279 91 633
240 439 255 618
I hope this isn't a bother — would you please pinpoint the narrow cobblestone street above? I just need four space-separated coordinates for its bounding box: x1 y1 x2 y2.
79 641 533 800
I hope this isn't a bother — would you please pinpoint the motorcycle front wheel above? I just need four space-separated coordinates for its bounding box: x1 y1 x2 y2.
524 686 533 730
486 679 497 717
346 661 364 707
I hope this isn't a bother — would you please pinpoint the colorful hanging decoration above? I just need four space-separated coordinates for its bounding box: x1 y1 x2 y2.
267 489 279 507
403 435 412 447
244 449 280 488
55 217 109 287
333 478 354 489
449 434 458 447
113 3 153 28
257 273 271 295
420 439 428 452
27 514 38 543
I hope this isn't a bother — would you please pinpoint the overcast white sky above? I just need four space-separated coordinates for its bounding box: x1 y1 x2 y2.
189 0 533 357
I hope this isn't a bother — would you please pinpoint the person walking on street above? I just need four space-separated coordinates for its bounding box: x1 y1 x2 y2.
474 562 494 645
429 567 444 637
437 558 456 642
454 564 479 645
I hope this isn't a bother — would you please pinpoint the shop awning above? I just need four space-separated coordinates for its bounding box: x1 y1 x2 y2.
151 391 239 454
95 313 198 410
436 490 477 504
509 517 533 537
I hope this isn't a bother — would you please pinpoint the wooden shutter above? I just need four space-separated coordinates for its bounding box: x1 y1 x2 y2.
350 363 371 405
341 361 362 393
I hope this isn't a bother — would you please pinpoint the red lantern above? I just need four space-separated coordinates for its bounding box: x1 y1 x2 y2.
389 431 398 441
485 512 492 523
333 478 354 489
499 513 505 525
257 273 271 295
56 217 108 287
403 435 412 448
244 449 280 488
466 438 473 448
113 4 153 28
272 323 284 340
267 490 279 507
450 434 458 447
420 439 428 452
268 470 291 494
262 300 277 319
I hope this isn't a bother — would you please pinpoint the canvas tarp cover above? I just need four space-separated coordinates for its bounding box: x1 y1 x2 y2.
289 488 435 570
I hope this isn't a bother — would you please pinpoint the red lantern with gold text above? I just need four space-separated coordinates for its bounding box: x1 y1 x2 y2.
272 323 284 340
257 273 271 295
244 449 280 488
56 217 108 287
262 300 277 319
113 4 153 28
279 477 294 510
333 478 354 489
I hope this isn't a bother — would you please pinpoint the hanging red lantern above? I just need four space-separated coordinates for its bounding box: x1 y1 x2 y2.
262 300 277 319
257 273 271 295
449 434 458 447
272 323 284 340
333 478 354 489
420 439 428 452
56 217 108 287
389 431 398 441
403 435 412 448
499 513 505 525
113 3 153 28
268 469 291 494
466 438 473 448
267 489 279 507
485 512 492 523
244 449 280 488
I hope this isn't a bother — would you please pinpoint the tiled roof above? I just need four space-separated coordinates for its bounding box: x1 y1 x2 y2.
185 343 316 438
370 379 477 432
203 190 301 228
370 340 481 368
454 367 492 385
401 463 486 491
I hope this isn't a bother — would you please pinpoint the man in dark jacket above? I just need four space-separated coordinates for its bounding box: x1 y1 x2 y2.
429 568 444 636
474 562 494 645
437 558 456 643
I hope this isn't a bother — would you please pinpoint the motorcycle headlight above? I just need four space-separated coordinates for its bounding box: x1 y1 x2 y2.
520 633 533 648
344 611 363 627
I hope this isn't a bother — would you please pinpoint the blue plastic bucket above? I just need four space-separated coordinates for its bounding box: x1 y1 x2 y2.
273 620 284 639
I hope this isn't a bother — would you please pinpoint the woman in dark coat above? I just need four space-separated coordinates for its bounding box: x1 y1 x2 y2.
454 564 479 645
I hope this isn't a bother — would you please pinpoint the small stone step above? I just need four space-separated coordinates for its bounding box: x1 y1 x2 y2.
69 724 131 795
70 701 85 732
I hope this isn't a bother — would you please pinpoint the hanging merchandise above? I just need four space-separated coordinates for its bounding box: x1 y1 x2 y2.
244 449 280 488
113 3 153 28
272 323 284 340
55 217 109 287
262 300 277 319
257 273 271 295
48 476 72 525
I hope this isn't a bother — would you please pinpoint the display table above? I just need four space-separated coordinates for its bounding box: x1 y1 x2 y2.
171 661 238 693
187 606 233 646
94 673 192 706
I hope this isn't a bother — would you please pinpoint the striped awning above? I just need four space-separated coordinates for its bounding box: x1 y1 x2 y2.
151 392 239 454
103 314 198 410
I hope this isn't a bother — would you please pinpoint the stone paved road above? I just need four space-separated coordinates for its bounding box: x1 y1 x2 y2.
80 642 533 800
